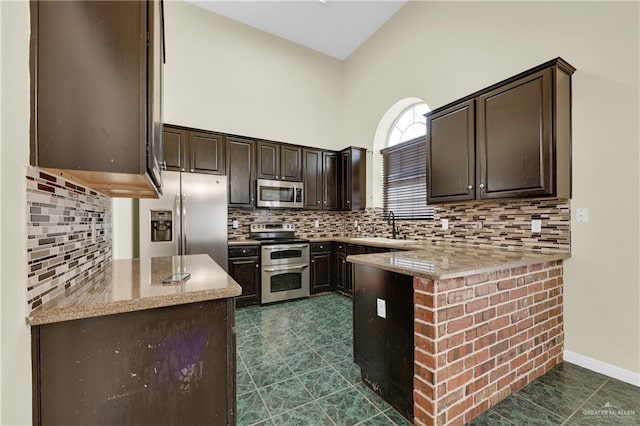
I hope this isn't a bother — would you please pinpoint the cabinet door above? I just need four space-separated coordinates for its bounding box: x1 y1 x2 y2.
227 137 255 207
256 141 280 180
280 146 302 182
229 256 260 307
303 149 322 210
477 69 553 199
426 100 476 203
189 131 226 175
310 251 332 293
335 252 347 292
340 150 352 210
162 126 187 171
323 152 339 210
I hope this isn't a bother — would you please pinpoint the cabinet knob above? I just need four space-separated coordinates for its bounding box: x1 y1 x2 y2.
190 168 194 172
347 200 351 204
323 201 327 204
255 264 259 268
319 245 323 249
479 183 485 189
275 176 279 179
317 201 321 204
342 260 346 264
242 249 246 254
467 184 473 190
311 260 314 263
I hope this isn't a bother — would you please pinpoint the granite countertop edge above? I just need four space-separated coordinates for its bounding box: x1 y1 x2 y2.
28 285 242 326
347 250 571 280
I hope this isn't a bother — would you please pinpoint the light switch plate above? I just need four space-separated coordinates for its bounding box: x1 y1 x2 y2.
577 208 589 223
376 298 386 319
441 219 449 230
531 219 542 233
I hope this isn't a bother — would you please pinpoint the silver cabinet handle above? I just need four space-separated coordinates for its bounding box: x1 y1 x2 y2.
264 264 308 273
175 193 182 254
467 184 473 190
182 192 188 253
479 183 485 189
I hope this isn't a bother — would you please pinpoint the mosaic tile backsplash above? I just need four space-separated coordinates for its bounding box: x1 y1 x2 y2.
228 198 570 252
26 166 112 315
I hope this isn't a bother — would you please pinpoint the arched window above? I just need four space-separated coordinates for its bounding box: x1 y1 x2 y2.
382 102 434 220
387 103 430 147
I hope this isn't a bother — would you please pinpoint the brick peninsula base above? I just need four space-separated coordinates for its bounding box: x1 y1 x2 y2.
413 261 564 425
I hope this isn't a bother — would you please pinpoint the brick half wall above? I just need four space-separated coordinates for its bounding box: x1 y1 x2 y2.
413 261 564 425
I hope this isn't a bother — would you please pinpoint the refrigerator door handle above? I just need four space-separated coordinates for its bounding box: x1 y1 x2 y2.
182 192 188 255
175 192 182 255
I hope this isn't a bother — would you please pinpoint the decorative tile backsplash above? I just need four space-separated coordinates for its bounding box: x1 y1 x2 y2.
26 166 112 315
229 198 570 252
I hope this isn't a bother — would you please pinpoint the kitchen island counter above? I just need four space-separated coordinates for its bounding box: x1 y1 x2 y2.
347 243 570 280
28 254 241 325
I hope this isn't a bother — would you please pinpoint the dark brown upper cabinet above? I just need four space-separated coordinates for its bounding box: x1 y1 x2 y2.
426 58 575 204
340 147 367 211
303 149 338 210
256 141 302 182
162 125 225 175
30 0 164 198
227 137 255 208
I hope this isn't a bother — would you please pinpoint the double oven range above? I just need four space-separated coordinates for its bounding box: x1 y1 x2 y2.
250 223 310 304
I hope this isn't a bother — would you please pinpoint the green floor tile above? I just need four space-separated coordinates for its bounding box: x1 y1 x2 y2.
317 387 381 426
298 366 351 399
237 390 270 426
270 401 333 426
258 377 314 416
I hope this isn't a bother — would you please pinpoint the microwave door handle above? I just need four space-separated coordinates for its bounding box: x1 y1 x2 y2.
264 265 309 273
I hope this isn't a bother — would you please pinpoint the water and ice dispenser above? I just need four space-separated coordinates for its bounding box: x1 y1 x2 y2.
150 210 173 242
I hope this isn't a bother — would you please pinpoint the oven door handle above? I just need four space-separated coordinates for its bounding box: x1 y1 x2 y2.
263 245 308 251
263 264 309 273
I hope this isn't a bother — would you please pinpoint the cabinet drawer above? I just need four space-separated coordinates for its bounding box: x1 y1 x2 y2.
335 243 347 253
229 245 260 258
311 242 331 252
347 244 366 255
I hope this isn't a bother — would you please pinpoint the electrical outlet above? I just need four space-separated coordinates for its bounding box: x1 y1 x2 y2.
441 219 449 230
232 220 239 229
531 219 542 233
577 208 589 223
354 220 358 228
376 298 386 319
314 219 319 228
475 221 483 229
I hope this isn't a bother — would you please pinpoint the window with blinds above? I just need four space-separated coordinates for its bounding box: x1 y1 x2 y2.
381 137 434 220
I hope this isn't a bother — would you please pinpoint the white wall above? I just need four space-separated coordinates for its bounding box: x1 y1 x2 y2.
112 198 137 259
0 1 32 424
163 1 344 149
344 1 640 375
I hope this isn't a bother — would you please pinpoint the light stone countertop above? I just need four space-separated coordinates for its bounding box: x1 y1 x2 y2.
28 254 242 326
347 244 570 280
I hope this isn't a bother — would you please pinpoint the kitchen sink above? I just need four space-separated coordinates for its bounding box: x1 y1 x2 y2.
350 237 418 244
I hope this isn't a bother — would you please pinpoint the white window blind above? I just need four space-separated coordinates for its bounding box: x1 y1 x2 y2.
382 137 434 220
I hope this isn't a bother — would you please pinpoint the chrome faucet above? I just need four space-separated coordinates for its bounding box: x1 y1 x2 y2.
387 210 399 239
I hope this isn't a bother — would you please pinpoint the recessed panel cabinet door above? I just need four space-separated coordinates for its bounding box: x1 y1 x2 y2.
227 137 255 207
323 152 339 210
303 149 322 209
256 141 279 180
281 146 302 182
162 126 186 171
477 69 552 199
426 100 476 203
189 131 226 175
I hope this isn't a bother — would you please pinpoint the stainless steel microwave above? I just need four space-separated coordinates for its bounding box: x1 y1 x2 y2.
256 179 304 208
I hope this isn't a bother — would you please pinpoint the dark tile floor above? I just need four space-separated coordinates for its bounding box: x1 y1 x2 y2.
236 294 640 426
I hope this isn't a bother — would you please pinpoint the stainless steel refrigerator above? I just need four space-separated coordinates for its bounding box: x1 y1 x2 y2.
138 171 228 271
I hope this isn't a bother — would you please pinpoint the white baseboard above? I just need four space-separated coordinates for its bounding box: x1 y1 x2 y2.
564 350 640 387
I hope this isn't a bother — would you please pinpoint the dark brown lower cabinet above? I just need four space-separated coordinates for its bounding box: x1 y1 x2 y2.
335 251 348 294
228 246 261 307
310 242 333 293
31 299 236 425
353 264 414 422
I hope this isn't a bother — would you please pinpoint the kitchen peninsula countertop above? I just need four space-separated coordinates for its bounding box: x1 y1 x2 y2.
28 254 242 326
347 243 570 279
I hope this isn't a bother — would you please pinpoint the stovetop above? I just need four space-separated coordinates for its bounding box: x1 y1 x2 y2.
249 223 308 245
